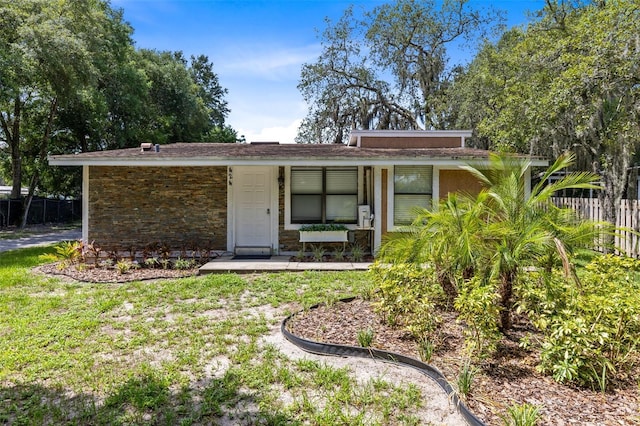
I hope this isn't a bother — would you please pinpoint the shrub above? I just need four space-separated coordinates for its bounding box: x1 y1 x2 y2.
370 263 442 342
173 257 195 270
520 255 640 389
144 257 160 269
454 277 501 359
356 328 374 347
501 403 541 426
116 260 133 274
310 245 324 262
350 244 364 262
40 240 83 270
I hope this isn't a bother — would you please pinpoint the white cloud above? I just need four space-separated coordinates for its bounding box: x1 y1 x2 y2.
239 119 302 144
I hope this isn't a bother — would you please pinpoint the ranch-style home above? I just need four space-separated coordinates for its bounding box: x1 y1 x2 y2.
49 130 546 256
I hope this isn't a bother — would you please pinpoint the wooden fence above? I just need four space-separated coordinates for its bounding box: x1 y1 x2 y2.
551 197 640 258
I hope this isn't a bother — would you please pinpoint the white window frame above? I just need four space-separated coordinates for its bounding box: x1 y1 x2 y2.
388 165 434 231
285 166 364 230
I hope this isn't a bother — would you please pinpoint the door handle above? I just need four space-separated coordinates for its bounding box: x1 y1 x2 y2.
267 208 270 215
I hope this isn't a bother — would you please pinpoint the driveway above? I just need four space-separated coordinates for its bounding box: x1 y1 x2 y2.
0 228 81 253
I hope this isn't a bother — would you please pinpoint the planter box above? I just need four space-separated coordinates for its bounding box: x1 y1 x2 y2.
299 230 349 243
299 229 349 252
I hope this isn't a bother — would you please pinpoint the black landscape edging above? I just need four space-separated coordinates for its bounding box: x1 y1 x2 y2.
281 299 485 426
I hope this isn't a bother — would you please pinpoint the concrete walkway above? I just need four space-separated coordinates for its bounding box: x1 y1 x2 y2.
0 229 82 253
199 256 372 274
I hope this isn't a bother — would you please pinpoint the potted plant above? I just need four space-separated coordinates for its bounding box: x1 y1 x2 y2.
298 224 349 251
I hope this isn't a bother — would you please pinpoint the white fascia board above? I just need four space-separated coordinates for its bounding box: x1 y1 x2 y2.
50 156 548 168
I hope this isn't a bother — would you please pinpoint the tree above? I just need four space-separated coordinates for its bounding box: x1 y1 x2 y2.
189 54 229 132
1 2 235 211
452 0 640 231
297 0 501 144
0 0 128 225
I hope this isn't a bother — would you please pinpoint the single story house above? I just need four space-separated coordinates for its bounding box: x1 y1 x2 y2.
49 130 547 256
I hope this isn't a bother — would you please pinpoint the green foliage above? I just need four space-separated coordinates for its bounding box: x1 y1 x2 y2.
0 0 235 203
370 263 442 342
297 0 500 143
453 1 640 228
39 240 83 270
377 152 603 362
501 402 541 426
456 360 477 398
519 255 640 389
116 259 136 275
454 277 501 359
356 328 375 348
350 244 364 262
417 338 434 363
299 224 348 231
310 245 325 262
173 257 195 270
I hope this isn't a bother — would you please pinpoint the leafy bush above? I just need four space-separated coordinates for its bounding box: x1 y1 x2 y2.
350 244 364 262
40 240 83 270
454 277 502 359
370 263 442 341
356 328 374 347
520 255 640 389
501 402 541 426
173 257 195 270
310 245 325 262
116 260 138 274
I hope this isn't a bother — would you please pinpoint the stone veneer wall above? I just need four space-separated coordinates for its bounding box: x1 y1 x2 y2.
88 166 227 250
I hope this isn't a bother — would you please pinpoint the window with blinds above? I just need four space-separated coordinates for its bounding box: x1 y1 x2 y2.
291 167 358 223
394 165 433 225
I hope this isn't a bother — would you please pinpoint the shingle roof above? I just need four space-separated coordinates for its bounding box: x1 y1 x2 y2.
50 142 524 166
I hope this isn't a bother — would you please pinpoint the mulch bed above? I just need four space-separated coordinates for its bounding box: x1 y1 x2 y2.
35 263 198 283
285 298 640 425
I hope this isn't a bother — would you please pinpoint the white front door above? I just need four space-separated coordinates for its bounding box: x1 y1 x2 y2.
234 167 273 253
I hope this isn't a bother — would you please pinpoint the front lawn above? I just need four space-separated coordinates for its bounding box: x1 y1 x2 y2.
0 246 452 425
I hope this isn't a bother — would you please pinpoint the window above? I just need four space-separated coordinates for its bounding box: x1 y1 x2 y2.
394 165 433 225
291 167 358 223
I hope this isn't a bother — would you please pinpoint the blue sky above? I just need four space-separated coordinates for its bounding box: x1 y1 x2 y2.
111 0 544 143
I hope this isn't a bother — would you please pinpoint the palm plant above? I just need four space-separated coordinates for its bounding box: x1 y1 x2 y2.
463 152 603 330
378 152 606 333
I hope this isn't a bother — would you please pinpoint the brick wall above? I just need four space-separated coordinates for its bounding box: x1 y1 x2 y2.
88 166 227 251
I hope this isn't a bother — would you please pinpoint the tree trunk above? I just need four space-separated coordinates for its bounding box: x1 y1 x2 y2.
598 141 631 252
19 98 58 229
3 97 23 199
499 271 516 332
437 268 458 310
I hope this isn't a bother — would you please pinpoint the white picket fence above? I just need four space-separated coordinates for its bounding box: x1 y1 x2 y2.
551 197 640 258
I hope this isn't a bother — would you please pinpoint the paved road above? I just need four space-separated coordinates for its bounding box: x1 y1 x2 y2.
0 229 82 253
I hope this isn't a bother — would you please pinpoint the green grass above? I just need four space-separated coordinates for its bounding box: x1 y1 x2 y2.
0 246 428 425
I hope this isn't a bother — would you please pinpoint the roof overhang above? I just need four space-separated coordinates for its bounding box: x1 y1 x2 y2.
49 155 548 168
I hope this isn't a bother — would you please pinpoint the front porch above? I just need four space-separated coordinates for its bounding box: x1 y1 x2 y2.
198 255 372 274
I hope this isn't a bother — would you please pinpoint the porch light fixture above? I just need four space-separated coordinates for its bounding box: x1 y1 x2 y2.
228 167 232 186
